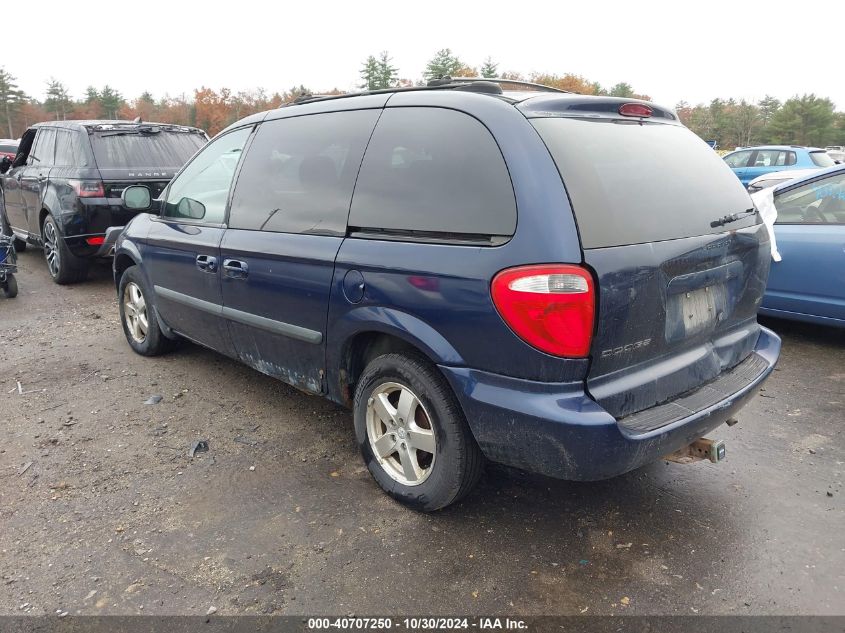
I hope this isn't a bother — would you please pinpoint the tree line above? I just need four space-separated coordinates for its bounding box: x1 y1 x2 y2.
2 50 844 147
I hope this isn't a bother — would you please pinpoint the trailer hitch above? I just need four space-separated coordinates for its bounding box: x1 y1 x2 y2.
664 437 726 464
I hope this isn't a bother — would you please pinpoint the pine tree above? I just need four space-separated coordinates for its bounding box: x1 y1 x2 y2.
360 52 398 90
376 51 398 89
768 94 835 146
758 95 781 126
424 49 463 82
0 67 25 138
44 79 71 121
480 57 498 79
360 55 381 90
99 85 124 119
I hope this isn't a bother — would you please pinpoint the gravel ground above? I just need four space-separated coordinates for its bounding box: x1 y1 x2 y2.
1 249 843 616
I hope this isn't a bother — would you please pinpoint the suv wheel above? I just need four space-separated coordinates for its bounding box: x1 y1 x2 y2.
42 215 88 284
118 265 173 356
353 352 483 511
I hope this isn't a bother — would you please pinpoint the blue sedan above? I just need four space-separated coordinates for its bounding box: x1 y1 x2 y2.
759 164 845 327
724 145 834 186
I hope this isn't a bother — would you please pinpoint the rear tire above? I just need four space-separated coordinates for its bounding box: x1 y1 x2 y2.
353 352 483 511
2 274 17 298
42 215 88 284
118 265 173 357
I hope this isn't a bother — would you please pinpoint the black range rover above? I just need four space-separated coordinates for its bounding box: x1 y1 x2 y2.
0 120 207 283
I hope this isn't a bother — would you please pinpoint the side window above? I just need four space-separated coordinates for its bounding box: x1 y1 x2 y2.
163 127 251 224
786 151 797 166
753 149 779 167
724 150 752 168
29 129 56 166
228 110 380 235
775 172 845 224
54 130 89 167
349 107 516 238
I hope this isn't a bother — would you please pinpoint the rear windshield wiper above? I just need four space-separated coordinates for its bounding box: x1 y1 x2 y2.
710 207 756 228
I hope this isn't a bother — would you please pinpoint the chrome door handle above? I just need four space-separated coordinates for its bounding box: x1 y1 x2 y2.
195 254 217 272
222 259 248 279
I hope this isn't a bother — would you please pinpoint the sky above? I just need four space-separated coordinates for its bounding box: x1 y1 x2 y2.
4 0 842 109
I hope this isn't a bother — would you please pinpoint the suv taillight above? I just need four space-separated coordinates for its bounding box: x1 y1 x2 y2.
491 264 595 358
69 179 105 198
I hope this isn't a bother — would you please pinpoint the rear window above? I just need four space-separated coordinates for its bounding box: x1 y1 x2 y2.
91 129 206 170
810 151 835 168
532 118 758 248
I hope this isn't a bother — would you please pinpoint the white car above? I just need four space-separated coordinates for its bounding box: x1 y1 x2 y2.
746 168 820 193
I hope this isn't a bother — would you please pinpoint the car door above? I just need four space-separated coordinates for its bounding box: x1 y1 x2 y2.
21 128 56 236
723 149 753 184
144 126 252 355
220 109 381 393
2 128 40 235
763 171 845 322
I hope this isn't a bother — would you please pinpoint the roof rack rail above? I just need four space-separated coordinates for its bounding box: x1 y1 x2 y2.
282 76 569 108
427 76 570 94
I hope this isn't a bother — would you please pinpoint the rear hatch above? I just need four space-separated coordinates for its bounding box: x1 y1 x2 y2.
90 125 207 197
526 101 771 421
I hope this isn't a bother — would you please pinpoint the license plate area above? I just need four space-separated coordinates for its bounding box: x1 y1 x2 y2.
665 284 727 342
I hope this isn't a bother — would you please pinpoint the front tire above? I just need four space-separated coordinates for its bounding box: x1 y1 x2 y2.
353 352 483 511
42 215 88 284
118 265 173 356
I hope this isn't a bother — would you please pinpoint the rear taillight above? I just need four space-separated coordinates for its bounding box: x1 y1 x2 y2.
85 236 105 246
491 264 595 358
618 103 653 117
69 179 105 198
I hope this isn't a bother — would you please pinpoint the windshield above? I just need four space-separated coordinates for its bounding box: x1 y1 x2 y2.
532 118 758 248
91 130 206 170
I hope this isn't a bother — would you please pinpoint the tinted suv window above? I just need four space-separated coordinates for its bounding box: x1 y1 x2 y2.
163 127 251 224
54 130 88 167
229 110 379 235
30 129 56 165
91 129 206 170
349 107 516 238
533 118 757 248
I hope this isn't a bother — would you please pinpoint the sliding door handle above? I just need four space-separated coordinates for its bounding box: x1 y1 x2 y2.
223 259 248 279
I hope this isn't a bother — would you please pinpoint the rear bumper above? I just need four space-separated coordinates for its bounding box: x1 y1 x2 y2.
440 326 781 481
59 197 139 258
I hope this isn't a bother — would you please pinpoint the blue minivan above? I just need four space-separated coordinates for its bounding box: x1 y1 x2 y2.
113 79 780 510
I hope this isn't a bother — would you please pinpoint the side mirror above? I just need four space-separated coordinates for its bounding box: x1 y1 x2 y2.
0 156 11 174
122 185 152 210
176 197 206 220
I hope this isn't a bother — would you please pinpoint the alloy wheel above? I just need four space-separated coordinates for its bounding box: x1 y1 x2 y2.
123 282 149 343
366 382 437 486
43 220 60 278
